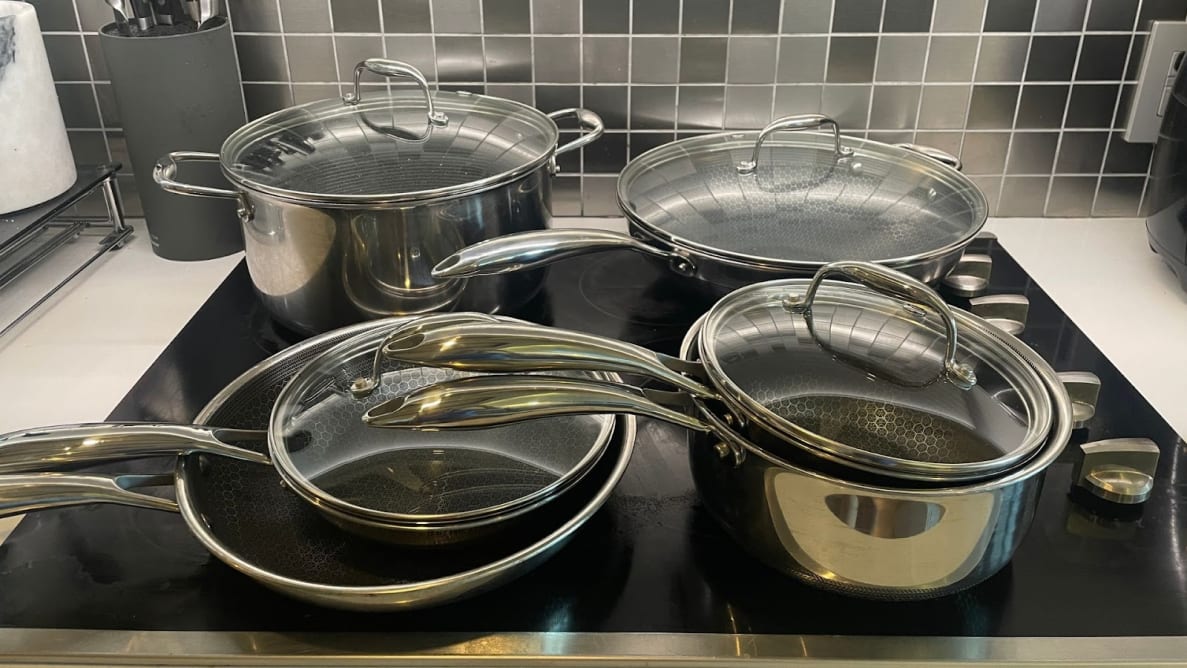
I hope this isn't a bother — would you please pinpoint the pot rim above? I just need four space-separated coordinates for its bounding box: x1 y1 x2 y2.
680 309 1073 498
615 130 989 272
218 90 563 208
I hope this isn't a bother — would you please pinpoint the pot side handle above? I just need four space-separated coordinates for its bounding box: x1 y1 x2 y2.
548 108 605 164
363 375 713 433
0 473 178 518
0 423 270 475
153 151 240 200
896 143 963 171
432 229 685 279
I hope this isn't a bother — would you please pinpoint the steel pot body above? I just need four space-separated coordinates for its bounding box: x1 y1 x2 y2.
154 59 604 334
234 169 552 334
680 315 1072 601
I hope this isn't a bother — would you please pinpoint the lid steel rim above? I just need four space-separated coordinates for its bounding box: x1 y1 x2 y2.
266 320 617 527
696 274 1055 480
209 60 603 207
615 117 989 271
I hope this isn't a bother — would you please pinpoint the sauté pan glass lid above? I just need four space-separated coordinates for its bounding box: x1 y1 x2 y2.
269 314 616 525
617 114 988 268
220 59 597 206
696 261 1055 480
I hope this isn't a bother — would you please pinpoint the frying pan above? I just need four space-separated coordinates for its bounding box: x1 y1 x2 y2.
0 319 636 611
0 314 616 546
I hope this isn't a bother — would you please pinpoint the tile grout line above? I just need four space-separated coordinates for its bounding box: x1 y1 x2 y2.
861 1 889 140
721 0 734 130
768 0 786 125
909 1 941 144
1042 3 1092 216
994 0 1042 216
1091 0 1142 216
1132 0 1156 217
274 0 296 107
956 0 990 213
70 0 112 168
327 0 342 96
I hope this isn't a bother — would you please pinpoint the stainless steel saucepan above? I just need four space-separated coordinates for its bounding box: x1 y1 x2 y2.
0 318 637 611
0 315 616 547
155 59 604 334
368 262 1056 485
430 114 988 289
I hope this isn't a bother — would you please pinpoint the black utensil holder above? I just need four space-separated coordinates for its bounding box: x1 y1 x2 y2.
99 17 245 261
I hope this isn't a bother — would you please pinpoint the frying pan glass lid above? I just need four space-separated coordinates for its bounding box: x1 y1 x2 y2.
618 115 987 266
698 263 1053 480
270 320 615 524
221 60 559 205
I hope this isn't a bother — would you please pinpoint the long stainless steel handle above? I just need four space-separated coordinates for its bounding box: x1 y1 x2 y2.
343 58 448 127
379 320 716 398
737 114 853 174
792 261 977 390
547 108 606 171
432 229 687 279
896 143 963 171
153 152 240 200
0 473 178 518
0 424 270 475
349 312 502 397
364 375 713 432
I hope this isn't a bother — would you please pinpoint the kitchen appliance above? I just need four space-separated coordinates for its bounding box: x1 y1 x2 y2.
0 1 76 215
155 59 604 334
0 235 1180 663
1146 58 1187 291
432 114 986 289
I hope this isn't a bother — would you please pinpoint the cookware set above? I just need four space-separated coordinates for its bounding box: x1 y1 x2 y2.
0 59 1151 610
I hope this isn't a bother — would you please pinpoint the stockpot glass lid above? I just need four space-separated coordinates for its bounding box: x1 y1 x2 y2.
697 262 1054 481
221 60 560 205
618 114 988 267
269 318 616 525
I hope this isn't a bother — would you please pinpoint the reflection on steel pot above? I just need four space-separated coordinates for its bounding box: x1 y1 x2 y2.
153 59 604 333
431 114 987 290
367 263 1056 485
366 309 1079 600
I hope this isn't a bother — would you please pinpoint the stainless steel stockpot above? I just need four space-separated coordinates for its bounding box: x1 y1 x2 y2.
154 59 603 334
430 114 987 289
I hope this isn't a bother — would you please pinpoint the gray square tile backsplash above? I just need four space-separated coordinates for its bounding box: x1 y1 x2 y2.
33 0 1187 218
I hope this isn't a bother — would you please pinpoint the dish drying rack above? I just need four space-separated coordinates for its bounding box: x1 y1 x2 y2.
0 164 132 338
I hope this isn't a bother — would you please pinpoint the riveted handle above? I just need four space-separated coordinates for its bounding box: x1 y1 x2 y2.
0 473 178 518
548 108 606 172
0 423 270 474
896 143 963 171
378 320 715 399
343 59 448 127
737 114 853 174
153 152 240 200
790 261 977 390
364 375 712 433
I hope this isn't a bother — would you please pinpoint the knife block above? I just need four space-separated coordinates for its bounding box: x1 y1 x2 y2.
99 17 245 260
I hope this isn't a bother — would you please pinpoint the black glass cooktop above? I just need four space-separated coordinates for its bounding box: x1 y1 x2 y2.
0 236 1183 637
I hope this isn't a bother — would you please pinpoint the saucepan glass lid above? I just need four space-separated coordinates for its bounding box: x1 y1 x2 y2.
618 114 987 267
269 320 615 525
698 263 1053 480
